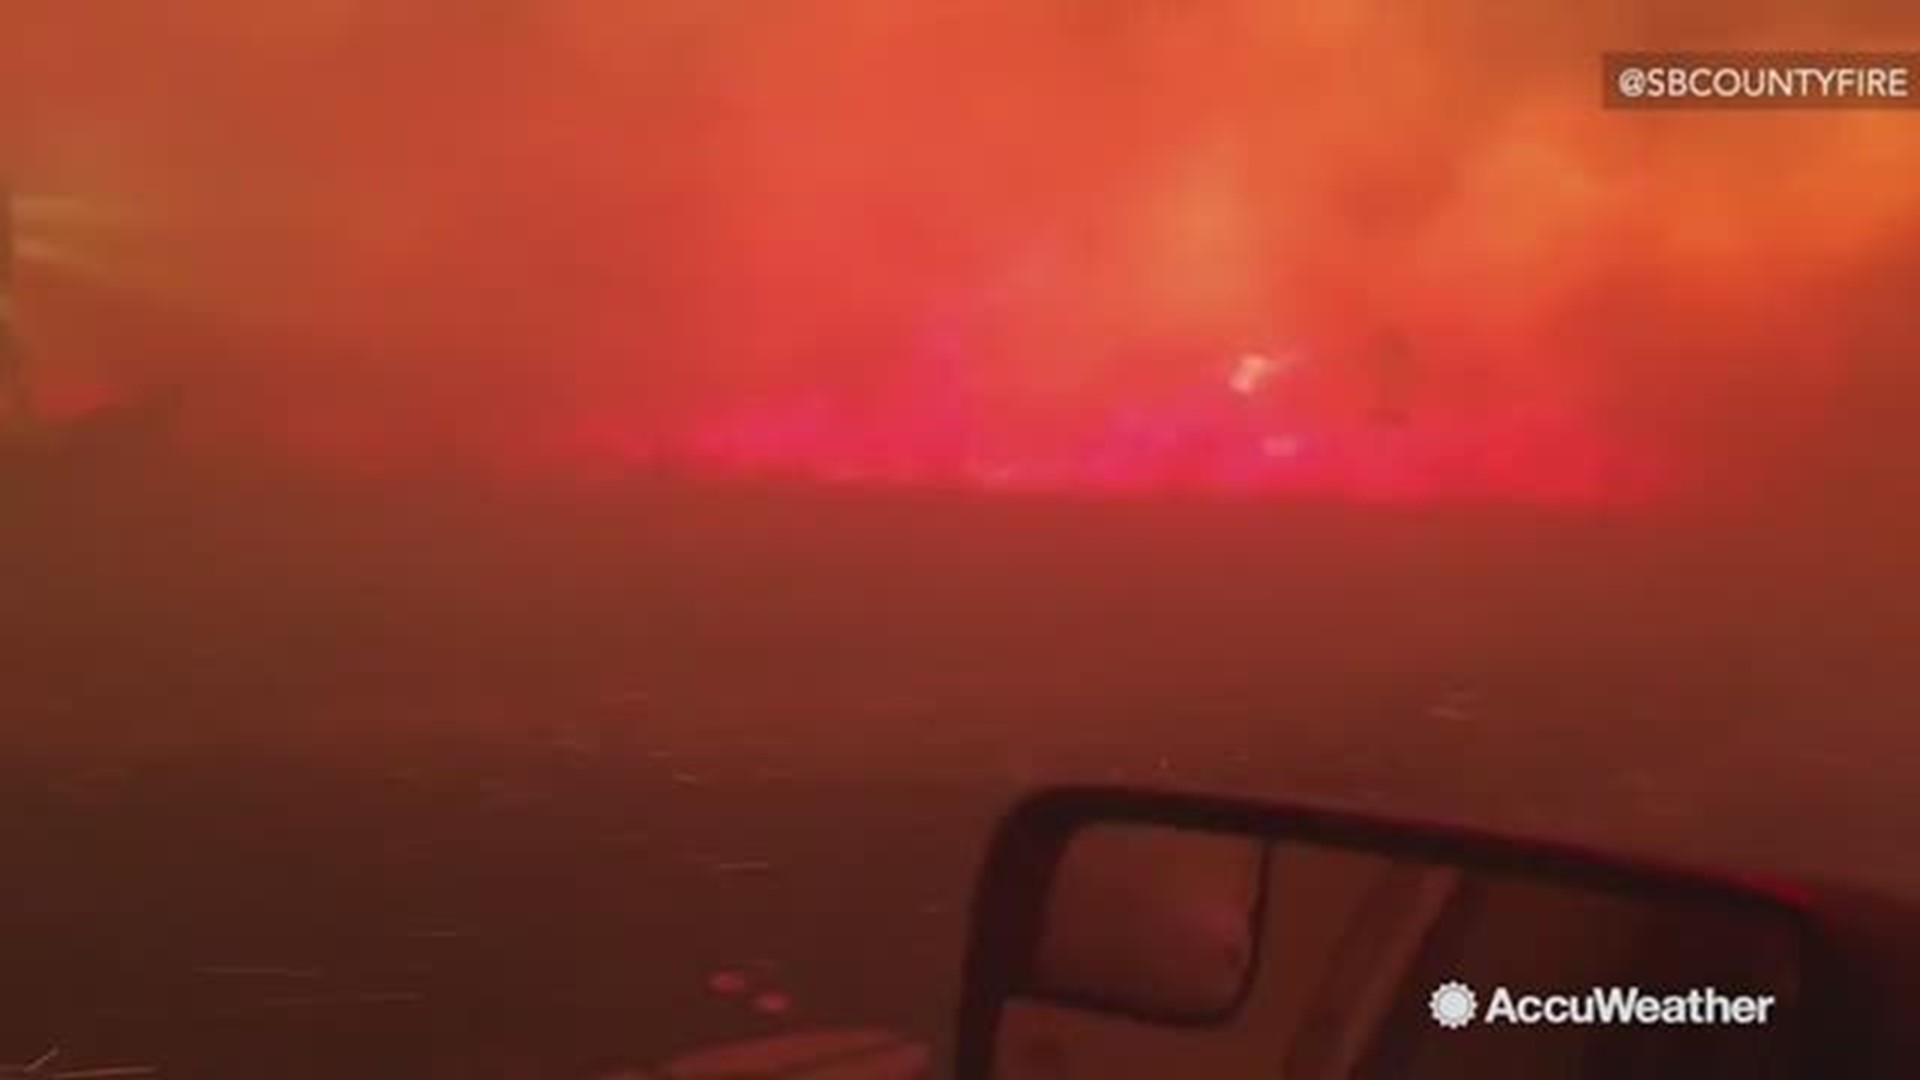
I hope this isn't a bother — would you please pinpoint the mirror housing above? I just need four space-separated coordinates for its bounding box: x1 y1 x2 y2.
957 786 1819 1079
1031 821 1268 1021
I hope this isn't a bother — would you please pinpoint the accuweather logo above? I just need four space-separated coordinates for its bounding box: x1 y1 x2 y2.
1429 981 1479 1029
1428 981 1778 1028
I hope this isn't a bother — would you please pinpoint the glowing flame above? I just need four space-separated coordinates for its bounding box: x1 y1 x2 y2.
1228 354 1276 397
4 3 1915 511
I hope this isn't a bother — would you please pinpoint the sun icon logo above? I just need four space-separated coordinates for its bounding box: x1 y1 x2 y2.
1429 981 1478 1029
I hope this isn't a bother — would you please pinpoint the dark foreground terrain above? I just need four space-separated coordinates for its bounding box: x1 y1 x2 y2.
3 456 1916 1075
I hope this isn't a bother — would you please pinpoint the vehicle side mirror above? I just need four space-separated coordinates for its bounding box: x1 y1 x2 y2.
957 786 1815 1079
1030 821 1268 1020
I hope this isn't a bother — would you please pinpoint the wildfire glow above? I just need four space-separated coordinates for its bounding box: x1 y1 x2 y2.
5 2 1919 508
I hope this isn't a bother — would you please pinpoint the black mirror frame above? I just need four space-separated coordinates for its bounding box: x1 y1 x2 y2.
955 784 1827 1080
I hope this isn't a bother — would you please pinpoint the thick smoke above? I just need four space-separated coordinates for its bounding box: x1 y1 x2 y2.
6 1 1920 502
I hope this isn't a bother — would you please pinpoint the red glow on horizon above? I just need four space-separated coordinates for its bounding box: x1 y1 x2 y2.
551 382 1670 508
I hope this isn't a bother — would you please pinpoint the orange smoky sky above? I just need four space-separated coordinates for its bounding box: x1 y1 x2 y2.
5 1 1919 503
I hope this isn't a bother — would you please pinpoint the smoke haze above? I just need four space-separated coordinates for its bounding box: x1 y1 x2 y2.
6 1 1919 503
